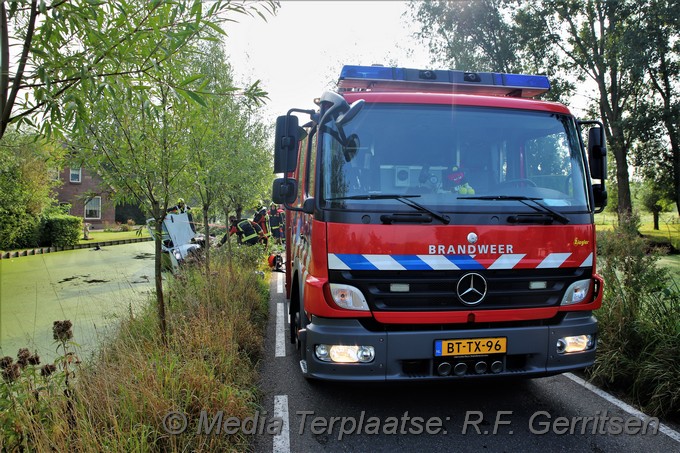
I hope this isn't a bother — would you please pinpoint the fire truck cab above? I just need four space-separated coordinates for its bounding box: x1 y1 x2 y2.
272 65 607 381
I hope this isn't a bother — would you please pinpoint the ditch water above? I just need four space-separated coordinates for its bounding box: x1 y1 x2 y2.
0 242 155 363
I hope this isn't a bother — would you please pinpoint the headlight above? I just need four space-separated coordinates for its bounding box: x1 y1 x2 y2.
315 344 375 363
556 335 595 353
560 279 591 305
329 284 369 311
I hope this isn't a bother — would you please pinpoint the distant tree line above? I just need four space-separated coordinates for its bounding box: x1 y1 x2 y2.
408 0 679 219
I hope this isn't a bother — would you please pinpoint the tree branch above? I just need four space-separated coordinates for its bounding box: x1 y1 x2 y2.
1 0 37 137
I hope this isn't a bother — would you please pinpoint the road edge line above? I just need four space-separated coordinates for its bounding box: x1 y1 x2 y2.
564 372 680 443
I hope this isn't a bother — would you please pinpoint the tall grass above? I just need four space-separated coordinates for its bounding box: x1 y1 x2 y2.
0 245 269 451
590 213 680 419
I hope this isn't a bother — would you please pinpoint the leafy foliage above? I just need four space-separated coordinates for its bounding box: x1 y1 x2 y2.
408 0 680 217
0 0 278 140
0 131 61 249
39 214 82 247
591 213 679 417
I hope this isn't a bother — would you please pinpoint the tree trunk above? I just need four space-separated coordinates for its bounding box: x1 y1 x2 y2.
202 204 211 280
663 118 680 217
610 127 633 219
153 211 167 345
653 211 659 231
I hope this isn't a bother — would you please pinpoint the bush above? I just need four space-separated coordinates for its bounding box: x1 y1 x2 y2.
590 212 679 418
40 215 82 247
0 210 41 250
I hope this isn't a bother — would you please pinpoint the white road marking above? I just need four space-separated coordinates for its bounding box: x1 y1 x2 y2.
273 395 290 453
565 373 680 443
275 302 285 358
277 272 284 293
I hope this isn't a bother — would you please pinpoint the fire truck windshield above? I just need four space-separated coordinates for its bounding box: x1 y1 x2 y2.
319 103 590 215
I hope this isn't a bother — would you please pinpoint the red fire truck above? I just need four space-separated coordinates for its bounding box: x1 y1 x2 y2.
272 65 607 381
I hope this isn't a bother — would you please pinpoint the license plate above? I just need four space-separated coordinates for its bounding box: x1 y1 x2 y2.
434 337 507 357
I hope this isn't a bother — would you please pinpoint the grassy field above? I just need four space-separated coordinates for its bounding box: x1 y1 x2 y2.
595 211 679 276
78 227 149 244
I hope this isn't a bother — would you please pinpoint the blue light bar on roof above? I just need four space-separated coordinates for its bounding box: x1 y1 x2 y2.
338 65 550 98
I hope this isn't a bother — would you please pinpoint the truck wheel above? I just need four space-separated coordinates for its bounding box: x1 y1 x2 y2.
292 311 306 351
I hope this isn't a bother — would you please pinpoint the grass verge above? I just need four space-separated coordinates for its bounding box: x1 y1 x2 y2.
78 228 148 244
0 245 269 451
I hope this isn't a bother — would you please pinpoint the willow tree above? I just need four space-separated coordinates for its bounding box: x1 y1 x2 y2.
0 0 277 141
183 40 264 278
61 1 277 342
73 75 194 345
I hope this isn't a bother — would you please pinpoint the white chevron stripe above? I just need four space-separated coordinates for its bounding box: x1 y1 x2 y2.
328 254 350 270
363 254 406 270
416 254 460 270
488 254 526 270
537 253 571 269
580 252 593 267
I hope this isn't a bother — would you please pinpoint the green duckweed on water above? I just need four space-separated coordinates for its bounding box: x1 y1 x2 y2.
0 242 155 363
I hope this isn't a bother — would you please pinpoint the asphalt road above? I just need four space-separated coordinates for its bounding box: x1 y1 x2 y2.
255 272 680 453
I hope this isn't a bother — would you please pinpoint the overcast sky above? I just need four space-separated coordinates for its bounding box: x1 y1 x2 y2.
222 1 593 124
223 1 431 124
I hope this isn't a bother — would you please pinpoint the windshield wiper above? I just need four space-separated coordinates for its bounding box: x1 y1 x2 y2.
326 194 450 224
457 195 569 224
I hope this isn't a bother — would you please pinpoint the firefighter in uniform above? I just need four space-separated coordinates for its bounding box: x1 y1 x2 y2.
268 203 284 244
220 216 266 246
253 206 271 243
167 197 195 232
167 197 190 213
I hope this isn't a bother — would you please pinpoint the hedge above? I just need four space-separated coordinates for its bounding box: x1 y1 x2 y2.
40 215 82 248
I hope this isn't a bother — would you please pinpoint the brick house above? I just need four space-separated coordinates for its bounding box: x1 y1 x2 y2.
55 166 115 229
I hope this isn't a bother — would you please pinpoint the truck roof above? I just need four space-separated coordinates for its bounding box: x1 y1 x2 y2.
341 91 572 115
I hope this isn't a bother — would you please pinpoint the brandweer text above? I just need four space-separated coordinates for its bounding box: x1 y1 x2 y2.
428 244 514 255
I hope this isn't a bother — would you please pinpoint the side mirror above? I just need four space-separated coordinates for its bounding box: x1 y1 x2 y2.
272 177 298 205
336 99 365 127
274 115 300 174
587 125 607 212
588 126 606 180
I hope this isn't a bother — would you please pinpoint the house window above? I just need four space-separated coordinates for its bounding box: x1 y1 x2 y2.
70 167 82 183
84 196 101 219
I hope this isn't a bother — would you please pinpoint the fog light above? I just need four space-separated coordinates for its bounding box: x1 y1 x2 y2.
315 344 330 361
556 335 594 354
314 344 375 363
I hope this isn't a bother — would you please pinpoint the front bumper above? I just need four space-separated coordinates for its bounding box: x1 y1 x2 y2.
302 311 597 381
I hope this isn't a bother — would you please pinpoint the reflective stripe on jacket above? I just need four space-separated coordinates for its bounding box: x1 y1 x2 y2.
237 220 259 243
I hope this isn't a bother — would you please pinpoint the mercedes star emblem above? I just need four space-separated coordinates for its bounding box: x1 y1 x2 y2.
457 272 488 305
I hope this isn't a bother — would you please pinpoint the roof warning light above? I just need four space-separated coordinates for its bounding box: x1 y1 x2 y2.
338 65 551 98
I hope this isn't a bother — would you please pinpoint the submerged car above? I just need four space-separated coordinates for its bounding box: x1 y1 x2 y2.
146 213 202 271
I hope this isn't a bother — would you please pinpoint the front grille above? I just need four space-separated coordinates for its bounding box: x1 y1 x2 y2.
329 268 590 311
